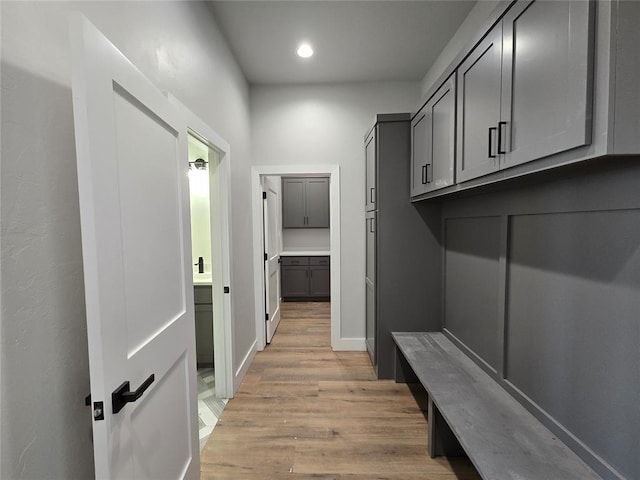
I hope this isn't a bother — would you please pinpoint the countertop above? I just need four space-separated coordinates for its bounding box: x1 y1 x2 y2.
280 251 330 257
193 274 212 286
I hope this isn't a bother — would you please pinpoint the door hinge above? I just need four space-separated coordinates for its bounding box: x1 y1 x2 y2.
224 286 230 294
264 253 268 261
265 313 269 321
262 191 267 199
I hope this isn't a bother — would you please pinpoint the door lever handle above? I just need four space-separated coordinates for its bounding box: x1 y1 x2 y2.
112 374 155 414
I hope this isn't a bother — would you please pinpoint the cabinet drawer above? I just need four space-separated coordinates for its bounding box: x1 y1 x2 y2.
194 285 212 305
281 256 309 266
309 256 330 266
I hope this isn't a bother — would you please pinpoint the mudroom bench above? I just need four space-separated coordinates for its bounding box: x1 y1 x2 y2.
392 332 601 480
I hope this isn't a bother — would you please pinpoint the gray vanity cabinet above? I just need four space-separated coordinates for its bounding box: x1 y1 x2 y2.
194 285 213 367
282 177 329 228
411 73 456 196
457 0 593 183
364 114 439 379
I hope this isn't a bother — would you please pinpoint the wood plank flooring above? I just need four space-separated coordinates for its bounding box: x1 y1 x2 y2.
200 302 481 479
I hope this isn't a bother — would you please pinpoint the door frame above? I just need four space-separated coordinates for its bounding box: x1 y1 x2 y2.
251 165 341 350
169 94 234 399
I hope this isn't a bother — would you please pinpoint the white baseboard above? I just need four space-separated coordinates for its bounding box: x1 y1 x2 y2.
332 337 367 351
233 339 257 394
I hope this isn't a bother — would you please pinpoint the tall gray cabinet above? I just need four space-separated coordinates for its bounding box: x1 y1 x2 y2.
365 114 440 379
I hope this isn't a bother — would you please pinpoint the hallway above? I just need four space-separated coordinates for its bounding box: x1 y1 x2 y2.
200 302 480 479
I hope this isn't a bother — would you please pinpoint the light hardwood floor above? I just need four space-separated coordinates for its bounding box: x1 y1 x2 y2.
201 302 481 479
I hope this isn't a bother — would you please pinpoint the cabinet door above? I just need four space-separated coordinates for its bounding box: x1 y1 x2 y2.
282 178 306 228
365 280 376 365
365 211 376 365
500 0 593 169
365 211 376 285
427 74 456 192
309 266 330 297
195 304 213 366
456 23 503 183
410 108 429 197
281 265 309 297
365 129 376 211
305 178 329 228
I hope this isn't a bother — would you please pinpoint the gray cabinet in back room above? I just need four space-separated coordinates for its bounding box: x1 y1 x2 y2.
364 114 441 379
282 177 329 228
281 256 330 301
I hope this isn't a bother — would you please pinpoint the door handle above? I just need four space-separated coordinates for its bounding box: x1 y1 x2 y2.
421 165 427 184
369 218 375 233
370 187 375 203
498 121 507 155
112 374 155 414
488 127 497 158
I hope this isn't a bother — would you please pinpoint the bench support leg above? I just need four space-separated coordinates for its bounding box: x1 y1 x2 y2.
394 347 419 383
428 397 465 458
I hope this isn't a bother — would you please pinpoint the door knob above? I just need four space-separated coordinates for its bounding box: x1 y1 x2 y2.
112 374 155 414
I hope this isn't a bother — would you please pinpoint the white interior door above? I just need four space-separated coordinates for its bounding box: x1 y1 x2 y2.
263 177 282 343
70 15 199 479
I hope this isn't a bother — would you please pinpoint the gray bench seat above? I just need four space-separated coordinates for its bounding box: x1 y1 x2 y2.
392 332 601 480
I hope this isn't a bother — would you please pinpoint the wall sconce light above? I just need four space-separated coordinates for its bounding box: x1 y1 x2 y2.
189 158 208 170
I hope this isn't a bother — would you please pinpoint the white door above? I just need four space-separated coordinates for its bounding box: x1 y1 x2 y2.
263 177 282 343
70 15 199 479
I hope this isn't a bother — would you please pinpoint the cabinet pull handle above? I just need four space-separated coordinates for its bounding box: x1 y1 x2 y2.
488 127 497 158
426 164 432 184
370 187 375 203
498 121 507 155
421 165 428 184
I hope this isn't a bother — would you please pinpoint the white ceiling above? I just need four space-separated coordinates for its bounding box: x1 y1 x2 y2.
208 1 476 85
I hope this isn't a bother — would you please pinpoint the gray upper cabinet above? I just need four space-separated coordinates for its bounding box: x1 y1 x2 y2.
456 23 503 183
305 178 330 227
456 0 593 183
365 130 376 211
282 178 306 228
500 0 593 170
412 73 456 196
410 109 428 197
282 177 329 228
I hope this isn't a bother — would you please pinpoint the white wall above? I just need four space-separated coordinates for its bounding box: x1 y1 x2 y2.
421 0 500 95
283 229 330 251
250 82 421 339
0 2 254 478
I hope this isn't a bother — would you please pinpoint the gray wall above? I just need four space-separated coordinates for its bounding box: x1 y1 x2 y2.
1 2 253 478
440 159 640 480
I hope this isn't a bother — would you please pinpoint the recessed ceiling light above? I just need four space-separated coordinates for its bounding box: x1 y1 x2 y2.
297 43 314 58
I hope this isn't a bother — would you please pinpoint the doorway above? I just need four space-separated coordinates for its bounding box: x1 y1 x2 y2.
251 165 342 351
187 134 228 450
169 93 235 448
